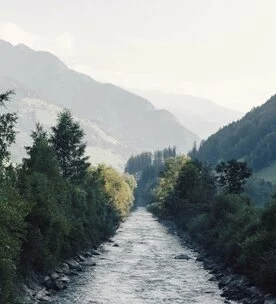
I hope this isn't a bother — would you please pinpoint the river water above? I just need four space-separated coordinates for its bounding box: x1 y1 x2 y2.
52 208 236 304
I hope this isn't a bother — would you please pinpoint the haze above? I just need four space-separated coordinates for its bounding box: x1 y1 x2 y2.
1 0 276 111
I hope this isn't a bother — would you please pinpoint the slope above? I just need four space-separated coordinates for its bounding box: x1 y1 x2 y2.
133 90 242 139
192 94 276 174
0 39 198 156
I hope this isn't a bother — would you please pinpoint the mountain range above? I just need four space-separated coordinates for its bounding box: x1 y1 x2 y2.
133 90 242 139
0 39 199 169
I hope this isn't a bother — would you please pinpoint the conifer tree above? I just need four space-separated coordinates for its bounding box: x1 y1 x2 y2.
51 109 90 183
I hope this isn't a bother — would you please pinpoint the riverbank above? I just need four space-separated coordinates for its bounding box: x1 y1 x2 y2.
15 247 104 303
160 218 276 304
33 208 237 304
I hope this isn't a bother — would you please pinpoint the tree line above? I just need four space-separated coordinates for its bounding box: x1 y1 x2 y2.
145 156 276 295
125 147 176 206
0 91 136 303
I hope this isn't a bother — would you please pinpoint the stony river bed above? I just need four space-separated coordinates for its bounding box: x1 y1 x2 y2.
50 208 238 304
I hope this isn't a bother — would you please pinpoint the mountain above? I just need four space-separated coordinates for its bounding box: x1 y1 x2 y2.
0 40 199 168
132 90 242 139
0 77 127 169
191 94 276 175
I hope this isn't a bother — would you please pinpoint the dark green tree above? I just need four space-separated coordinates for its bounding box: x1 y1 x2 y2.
216 160 252 194
51 109 90 183
0 91 17 166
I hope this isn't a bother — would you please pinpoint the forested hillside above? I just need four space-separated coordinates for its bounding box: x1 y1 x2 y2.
128 153 276 297
0 91 135 303
125 147 176 206
190 94 276 172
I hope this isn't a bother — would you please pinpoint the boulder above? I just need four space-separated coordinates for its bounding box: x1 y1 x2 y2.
55 262 71 275
50 272 59 280
80 260 96 267
36 288 51 302
90 249 100 256
113 243 119 247
42 276 53 289
83 251 93 258
76 254 86 262
54 277 70 291
174 254 191 260
69 270 79 276
66 259 83 272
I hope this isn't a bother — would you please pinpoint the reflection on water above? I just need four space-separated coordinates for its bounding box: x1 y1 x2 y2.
52 208 236 304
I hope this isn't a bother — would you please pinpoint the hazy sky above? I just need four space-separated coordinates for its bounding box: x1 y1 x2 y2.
0 0 276 112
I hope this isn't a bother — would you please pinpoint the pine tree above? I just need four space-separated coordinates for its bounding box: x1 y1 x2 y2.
0 91 17 166
51 109 90 183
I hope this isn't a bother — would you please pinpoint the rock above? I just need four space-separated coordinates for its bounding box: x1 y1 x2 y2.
218 275 235 289
174 254 191 260
55 262 71 275
113 243 119 247
54 278 69 291
83 251 93 258
42 276 53 289
80 261 96 267
59 275 70 283
50 272 59 280
36 288 51 302
76 254 86 262
196 256 204 262
90 249 100 256
66 259 83 272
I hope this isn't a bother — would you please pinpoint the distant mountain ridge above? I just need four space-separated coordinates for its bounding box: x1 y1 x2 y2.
191 94 276 174
133 90 242 139
0 39 198 168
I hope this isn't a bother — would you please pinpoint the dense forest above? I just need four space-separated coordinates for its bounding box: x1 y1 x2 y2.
0 91 136 303
125 147 176 205
127 149 276 295
131 155 276 296
190 94 276 172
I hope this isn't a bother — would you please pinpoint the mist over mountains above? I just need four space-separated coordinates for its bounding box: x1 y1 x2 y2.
133 90 243 139
0 39 199 168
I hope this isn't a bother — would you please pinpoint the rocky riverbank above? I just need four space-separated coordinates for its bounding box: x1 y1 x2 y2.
161 219 276 304
15 249 101 304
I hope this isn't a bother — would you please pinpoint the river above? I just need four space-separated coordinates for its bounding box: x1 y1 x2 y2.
51 208 236 304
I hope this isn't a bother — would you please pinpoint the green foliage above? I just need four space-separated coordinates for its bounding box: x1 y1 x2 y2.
0 92 29 303
0 90 17 166
190 94 276 172
147 159 276 295
0 92 136 303
51 109 90 183
216 160 252 194
125 147 177 206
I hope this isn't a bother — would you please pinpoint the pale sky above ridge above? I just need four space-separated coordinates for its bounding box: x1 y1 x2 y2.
1 0 276 112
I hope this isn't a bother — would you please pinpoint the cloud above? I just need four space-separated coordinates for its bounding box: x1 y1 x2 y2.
0 22 40 48
0 22 75 59
56 32 75 56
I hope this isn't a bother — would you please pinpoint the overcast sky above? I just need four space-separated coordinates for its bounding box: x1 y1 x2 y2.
0 0 276 112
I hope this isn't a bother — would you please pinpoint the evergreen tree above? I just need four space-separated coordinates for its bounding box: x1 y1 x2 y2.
216 160 252 194
51 109 90 183
0 91 17 166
